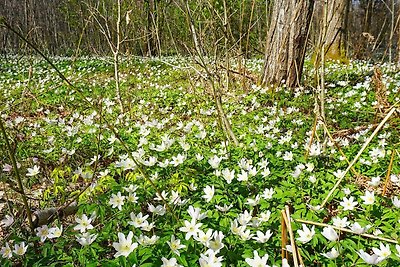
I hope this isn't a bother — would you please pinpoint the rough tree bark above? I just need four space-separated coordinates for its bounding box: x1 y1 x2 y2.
322 0 349 61
261 0 314 89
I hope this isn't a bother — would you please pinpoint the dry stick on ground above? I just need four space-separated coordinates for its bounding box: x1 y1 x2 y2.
331 124 377 139
321 121 359 177
32 203 78 227
296 218 399 244
282 206 299 267
281 212 288 260
382 149 396 195
304 114 318 160
217 64 257 83
286 206 305 267
320 105 398 209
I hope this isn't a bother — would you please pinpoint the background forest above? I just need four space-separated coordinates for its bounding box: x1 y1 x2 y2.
1 0 399 62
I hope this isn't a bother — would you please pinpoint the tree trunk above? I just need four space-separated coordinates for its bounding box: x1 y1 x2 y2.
323 0 348 61
261 0 314 89
397 3 400 68
114 0 124 112
146 0 158 56
388 0 395 63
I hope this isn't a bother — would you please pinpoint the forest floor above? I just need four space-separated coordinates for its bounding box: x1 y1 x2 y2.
0 55 400 266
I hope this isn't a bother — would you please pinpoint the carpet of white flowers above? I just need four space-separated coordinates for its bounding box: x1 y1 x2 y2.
0 56 399 266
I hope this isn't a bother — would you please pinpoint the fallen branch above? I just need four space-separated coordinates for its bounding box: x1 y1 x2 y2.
321 120 359 177
282 206 299 267
32 202 78 227
296 218 398 244
331 124 376 139
321 105 398 208
281 211 288 260
382 149 396 195
217 64 258 83
304 114 318 160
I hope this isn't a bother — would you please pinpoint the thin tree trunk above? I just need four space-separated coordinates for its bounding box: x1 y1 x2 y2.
389 0 395 63
182 0 238 146
397 5 400 68
115 0 124 112
320 0 327 123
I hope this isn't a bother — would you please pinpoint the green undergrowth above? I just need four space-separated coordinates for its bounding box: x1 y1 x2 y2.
0 56 399 266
